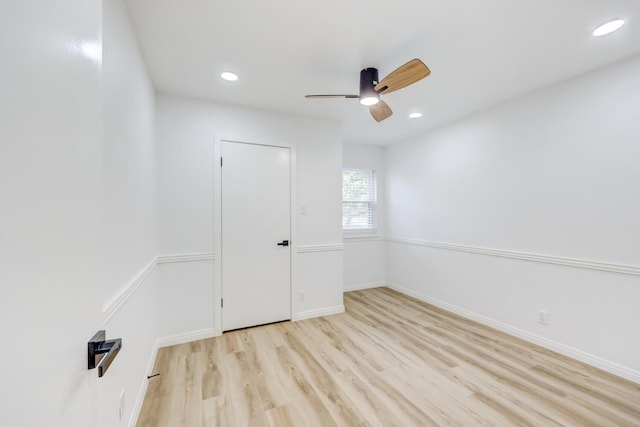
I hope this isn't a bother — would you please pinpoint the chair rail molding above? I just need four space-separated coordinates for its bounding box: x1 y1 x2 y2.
296 243 345 253
343 235 385 242
386 237 640 277
103 257 157 325
156 252 215 263
103 252 216 326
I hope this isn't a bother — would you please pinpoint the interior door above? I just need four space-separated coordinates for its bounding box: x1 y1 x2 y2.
221 140 291 331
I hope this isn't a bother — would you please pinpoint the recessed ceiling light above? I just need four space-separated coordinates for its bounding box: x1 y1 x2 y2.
220 72 239 81
409 112 423 119
593 19 625 36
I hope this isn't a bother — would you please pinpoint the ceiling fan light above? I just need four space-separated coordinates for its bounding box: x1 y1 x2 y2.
593 19 624 36
360 96 379 106
359 68 380 106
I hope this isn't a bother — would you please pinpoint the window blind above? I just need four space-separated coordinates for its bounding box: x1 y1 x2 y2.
342 168 376 231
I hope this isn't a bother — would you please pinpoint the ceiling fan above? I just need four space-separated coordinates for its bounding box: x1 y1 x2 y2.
305 58 431 122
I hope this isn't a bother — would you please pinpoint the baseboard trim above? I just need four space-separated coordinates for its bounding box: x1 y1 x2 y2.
386 282 640 384
295 305 345 321
103 257 157 325
128 340 160 427
128 328 221 426
344 281 385 292
157 328 221 348
386 236 640 277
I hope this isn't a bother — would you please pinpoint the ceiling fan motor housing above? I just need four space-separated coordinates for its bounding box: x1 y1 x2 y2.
360 68 379 100
305 59 429 121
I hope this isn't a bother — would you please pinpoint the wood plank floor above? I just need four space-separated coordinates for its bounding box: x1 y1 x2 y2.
137 287 640 426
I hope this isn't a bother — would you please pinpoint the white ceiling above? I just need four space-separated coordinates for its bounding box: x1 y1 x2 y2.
125 0 640 145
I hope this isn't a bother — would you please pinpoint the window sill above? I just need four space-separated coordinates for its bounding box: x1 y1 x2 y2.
343 233 384 242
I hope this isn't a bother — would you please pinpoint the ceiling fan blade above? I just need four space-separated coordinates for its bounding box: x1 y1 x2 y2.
305 94 359 99
375 59 431 95
369 100 393 122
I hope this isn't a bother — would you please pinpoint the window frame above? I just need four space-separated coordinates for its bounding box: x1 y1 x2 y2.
342 168 377 236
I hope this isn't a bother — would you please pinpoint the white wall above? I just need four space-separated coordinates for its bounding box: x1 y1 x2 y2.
0 1 103 425
385 55 640 382
156 94 344 334
343 143 386 290
102 0 157 301
100 0 159 425
0 0 160 425
2 5 636 427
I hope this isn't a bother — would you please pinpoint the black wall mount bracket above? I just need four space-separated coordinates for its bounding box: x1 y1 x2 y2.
88 330 122 378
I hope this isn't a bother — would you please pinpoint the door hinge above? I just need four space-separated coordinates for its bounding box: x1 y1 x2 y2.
221 298 223 308
220 157 223 167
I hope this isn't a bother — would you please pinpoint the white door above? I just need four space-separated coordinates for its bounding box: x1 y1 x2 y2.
221 141 291 331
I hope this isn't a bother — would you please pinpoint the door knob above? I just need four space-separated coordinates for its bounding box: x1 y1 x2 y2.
277 240 289 247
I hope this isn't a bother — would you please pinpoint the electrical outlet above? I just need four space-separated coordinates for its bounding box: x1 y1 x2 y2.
119 390 125 422
538 309 549 326
299 290 305 302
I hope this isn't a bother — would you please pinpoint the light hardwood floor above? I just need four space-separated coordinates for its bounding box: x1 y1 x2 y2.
137 287 640 426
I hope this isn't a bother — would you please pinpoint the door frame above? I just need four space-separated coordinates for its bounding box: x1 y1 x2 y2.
213 136 298 333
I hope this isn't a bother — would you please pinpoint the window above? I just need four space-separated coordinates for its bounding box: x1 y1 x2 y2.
342 168 377 232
